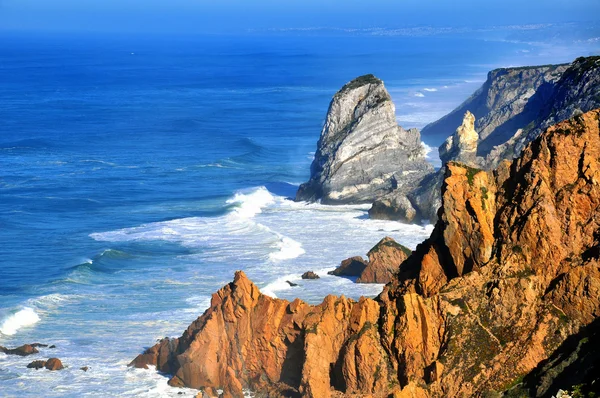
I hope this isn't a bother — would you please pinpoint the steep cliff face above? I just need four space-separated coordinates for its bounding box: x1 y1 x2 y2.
422 56 600 168
489 56 600 168
296 74 433 204
132 110 600 397
421 63 568 151
438 111 481 166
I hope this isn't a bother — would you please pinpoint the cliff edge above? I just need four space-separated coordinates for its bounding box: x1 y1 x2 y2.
132 109 600 397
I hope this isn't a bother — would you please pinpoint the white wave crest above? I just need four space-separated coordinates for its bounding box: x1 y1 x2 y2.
269 236 306 261
0 307 40 336
226 186 275 219
261 275 301 298
421 142 441 168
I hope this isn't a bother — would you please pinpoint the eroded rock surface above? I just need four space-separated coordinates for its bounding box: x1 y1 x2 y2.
301 271 320 280
423 56 600 170
133 110 600 397
439 111 482 166
329 237 412 284
296 74 433 204
0 344 39 356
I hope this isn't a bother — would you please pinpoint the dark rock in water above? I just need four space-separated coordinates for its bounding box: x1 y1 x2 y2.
285 281 298 287
328 256 368 277
45 358 64 371
130 110 600 397
129 337 179 370
296 74 433 205
30 343 49 348
27 360 47 370
357 237 412 284
329 237 412 284
369 193 417 223
301 271 320 280
80 366 89 372
49 345 56 349
0 344 39 356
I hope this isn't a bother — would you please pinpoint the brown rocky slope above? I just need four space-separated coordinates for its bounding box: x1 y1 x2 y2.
131 109 600 397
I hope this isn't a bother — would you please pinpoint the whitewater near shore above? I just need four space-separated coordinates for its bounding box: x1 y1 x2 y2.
1 29 598 397
0 186 433 396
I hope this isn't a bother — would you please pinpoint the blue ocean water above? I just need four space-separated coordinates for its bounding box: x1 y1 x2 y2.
0 31 596 396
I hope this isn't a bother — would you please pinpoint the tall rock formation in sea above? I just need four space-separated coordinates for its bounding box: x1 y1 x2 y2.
295 74 433 204
131 109 600 397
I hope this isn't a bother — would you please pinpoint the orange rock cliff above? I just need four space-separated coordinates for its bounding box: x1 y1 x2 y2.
131 109 600 397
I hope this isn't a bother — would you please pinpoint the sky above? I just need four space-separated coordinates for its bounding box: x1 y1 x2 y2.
0 0 599 34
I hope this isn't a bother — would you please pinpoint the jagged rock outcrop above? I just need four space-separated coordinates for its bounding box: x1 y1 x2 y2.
421 63 569 153
503 317 600 397
488 56 600 168
132 110 600 397
329 237 412 284
368 170 444 224
439 111 482 166
301 271 320 280
296 74 433 204
423 56 600 168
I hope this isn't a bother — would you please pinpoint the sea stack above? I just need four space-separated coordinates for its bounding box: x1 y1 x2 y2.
296 74 433 204
131 109 600 397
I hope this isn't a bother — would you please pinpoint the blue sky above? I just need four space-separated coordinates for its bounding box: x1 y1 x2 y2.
1 0 599 33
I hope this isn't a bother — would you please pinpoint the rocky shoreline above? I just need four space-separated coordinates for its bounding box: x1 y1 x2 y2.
131 109 600 397
297 56 600 225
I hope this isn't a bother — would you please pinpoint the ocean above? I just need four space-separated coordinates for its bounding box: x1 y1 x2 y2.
0 30 597 396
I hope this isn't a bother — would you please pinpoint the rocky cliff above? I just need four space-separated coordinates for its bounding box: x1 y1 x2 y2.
132 109 600 397
296 74 433 204
438 110 482 167
421 63 568 153
422 56 600 168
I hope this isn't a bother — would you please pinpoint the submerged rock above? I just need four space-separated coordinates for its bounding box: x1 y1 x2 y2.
0 344 39 356
296 74 433 204
26 358 64 371
285 281 298 287
301 271 320 280
327 256 367 277
45 358 64 370
27 360 47 370
329 237 412 284
132 110 600 397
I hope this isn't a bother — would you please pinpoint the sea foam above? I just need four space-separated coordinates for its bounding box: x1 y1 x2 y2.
0 307 40 336
268 236 306 261
226 186 275 219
